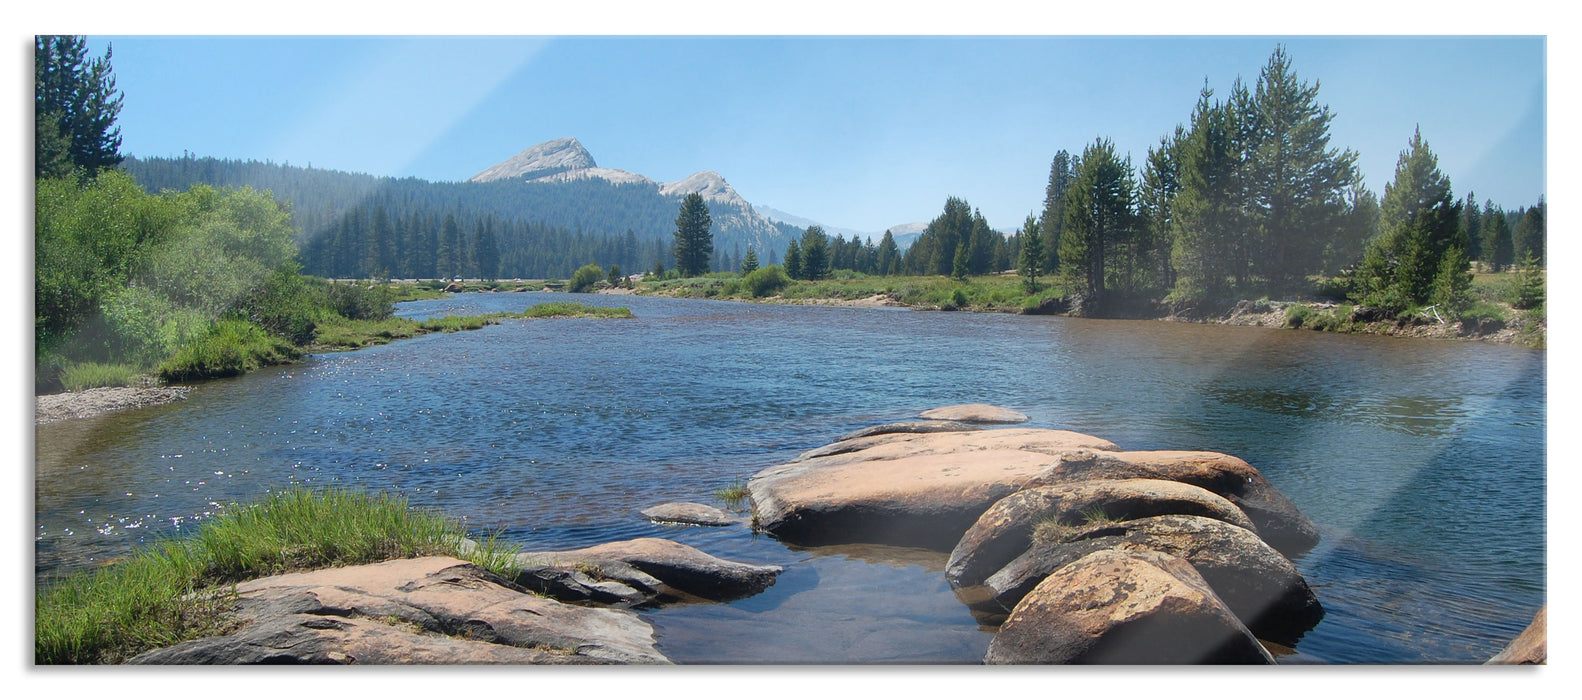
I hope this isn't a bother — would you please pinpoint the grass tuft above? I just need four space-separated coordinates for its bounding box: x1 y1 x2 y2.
59 362 144 391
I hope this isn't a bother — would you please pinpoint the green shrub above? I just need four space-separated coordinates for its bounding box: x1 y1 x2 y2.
568 263 605 293
326 281 395 321
741 265 790 298
1284 305 1313 328
520 302 634 319
1461 301 1507 324
158 318 300 382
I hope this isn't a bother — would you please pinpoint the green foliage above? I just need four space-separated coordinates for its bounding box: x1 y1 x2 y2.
800 226 830 280
520 302 634 319
35 487 519 664
739 249 760 275
59 362 143 391
713 479 750 509
35 35 124 177
607 264 623 285
1508 255 1546 310
157 318 301 382
741 264 791 297
1352 128 1465 313
568 262 605 293
672 192 714 277
1017 215 1044 293
325 281 396 321
1061 137 1137 302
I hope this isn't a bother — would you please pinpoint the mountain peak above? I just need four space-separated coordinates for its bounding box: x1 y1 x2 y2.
469 138 597 183
659 170 747 208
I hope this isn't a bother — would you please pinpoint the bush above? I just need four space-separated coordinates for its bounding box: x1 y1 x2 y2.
1284 305 1313 328
157 318 300 382
326 281 396 321
568 263 604 293
741 265 790 298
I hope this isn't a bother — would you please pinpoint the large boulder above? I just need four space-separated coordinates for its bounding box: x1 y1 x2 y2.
517 537 781 603
1487 606 1546 665
130 557 667 665
919 403 1029 424
1031 448 1319 556
984 549 1274 664
946 478 1257 588
833 420 981 442
748 428 1120 549
982 514 1322 646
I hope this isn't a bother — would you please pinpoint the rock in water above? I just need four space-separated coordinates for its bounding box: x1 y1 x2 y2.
129 557 668 665
919 403 1029 424
640 502 741 527
1032 448 1320 556
517 537 781 602
946 478 1257 588
985 549 1275 664
748 428 1119 549
983 514 1323 646
1487 606 1546 664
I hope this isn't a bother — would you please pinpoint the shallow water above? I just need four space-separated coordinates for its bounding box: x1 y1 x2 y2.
34 292 1545 664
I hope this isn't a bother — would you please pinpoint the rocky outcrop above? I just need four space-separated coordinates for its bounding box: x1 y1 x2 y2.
1487 606 1546 664
747 426 1120 549
1031 448 1319 556
517 537 781 603
945 479 1257 588
984 549 1274 664
918 403 1029 424
833 419 981 442
129 557 668 665
978 514 1322 646
640 502 741 527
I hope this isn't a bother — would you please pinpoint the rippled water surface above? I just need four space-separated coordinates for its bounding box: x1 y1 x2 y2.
34 292 1546 664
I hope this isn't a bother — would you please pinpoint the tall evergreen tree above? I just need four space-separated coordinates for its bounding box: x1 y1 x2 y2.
1171 83 1246 301
800 225 829 281
784 239 802 280
876 230 900 276
1040 150 1076 275
740 249 759 275
35 36 124 177
1247 45 1359 293
474 216 500 281
1460 191 1483 266
1352 128 1465 310
672 193 713 277
1513 197 1545 267
1138 128 1184 291
1017 215 1044 293
1481 202 1513 273
1061 137 1137 305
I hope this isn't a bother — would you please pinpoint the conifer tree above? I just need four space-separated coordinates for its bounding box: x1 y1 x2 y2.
800 226 829 281
876 230 900 276
1513 197 1545 267
1040 150 1075 275
672 193 713 277
1352 128 1464 311
1171 84 1245 301
1018 215 1044 293
1061 137 1137 305
784 239 802 280
35 35 124 177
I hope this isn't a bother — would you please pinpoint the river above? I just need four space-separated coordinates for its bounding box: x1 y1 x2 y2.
33 292 1546 664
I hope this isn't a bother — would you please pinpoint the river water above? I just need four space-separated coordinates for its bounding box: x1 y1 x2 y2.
33 292 1546 664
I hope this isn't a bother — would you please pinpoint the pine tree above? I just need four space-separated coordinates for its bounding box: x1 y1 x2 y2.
1040 150 1075 275
672 193 713 277
1017 214 1044 293
35 36 124 177
784 239 802 280
1171 83 1246 301
1481 203 1513 273
740 249 759 275
1138 128 1184 291
1352 128 1464 311
1061 137 1137 305
1247 45 1358 294
1513 197 1545 267
876 230 900 276
800 226 829 281
473 216 501 281
1460 191 1482 266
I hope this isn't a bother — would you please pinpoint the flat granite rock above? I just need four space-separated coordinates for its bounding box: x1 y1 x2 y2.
748 427 1119 549
640 501 741 527
130 557 668 665
518 537 782 602
919 403 1030 424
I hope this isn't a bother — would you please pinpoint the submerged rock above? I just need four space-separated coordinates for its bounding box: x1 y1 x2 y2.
982 514 1323 646
1031 448 1320 556
748 428 1119 549
640 502 741 527
129 557 667 665
984 549 1274 665
946 478 1256 588
517 537 782 603
919 403 1029 424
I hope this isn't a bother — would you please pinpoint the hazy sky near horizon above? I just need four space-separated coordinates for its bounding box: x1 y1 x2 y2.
89 35 1545 233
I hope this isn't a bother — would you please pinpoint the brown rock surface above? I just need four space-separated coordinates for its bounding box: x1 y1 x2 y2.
748 428 1119 549
833 419 981 442
984 549 1274 664
518 537 781 602
1487 606 1546 664
1032 448 1319 556
946 478 1257 588
919 403 1029 424
983 514 1322 646
129 557 667 664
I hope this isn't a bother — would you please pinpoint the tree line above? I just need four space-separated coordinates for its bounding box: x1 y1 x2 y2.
1010 46 1544 316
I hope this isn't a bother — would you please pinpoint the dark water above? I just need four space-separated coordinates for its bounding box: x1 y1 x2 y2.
34 292 1546 664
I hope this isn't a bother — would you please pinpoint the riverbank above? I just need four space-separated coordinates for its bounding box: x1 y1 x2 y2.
35 386 192 424
625 273 1544 349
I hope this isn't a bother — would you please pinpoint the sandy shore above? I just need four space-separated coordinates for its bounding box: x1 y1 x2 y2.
35 386 192 425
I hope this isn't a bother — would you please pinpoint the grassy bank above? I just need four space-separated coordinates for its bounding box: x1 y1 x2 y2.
35 488 523 665
641 268 1061 313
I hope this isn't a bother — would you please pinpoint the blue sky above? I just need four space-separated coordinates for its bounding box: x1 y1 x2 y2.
86 34 1545 234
